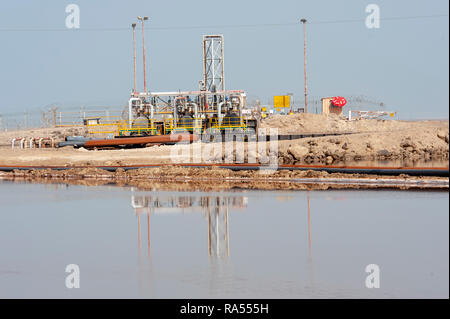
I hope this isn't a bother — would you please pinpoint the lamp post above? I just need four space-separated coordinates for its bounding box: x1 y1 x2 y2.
300 18 308 113
137 16 149 94
131 23 137 96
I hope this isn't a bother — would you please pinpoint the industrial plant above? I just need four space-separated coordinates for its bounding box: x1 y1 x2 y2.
0 1 448 303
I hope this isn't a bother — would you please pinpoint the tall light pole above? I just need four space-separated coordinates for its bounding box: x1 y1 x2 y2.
137 16 149 94
131 23 137 96
300 18 308 113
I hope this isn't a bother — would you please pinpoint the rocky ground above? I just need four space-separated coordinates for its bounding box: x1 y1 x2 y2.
278 128 449 165
261 113 449 165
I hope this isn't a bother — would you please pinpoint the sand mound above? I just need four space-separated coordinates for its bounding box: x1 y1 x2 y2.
259 113 439 135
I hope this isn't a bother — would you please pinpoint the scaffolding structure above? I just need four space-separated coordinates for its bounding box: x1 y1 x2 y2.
202 35 225 92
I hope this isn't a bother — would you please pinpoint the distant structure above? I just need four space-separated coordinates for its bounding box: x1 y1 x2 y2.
202 35 225 92
321 97 346 116
321 97 341 115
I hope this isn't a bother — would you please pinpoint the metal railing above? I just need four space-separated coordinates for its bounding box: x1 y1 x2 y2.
55 109 124 127
83 116 248 136
165 117 247 133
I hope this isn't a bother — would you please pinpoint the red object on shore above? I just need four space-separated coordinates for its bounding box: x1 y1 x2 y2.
84 133 198 148
331 96 347 107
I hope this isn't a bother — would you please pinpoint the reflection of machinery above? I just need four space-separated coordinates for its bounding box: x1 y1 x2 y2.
129 190 317 296
123 35 257 137
131 194 247 214
131 192 248 257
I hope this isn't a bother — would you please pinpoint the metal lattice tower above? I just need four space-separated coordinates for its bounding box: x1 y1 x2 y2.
202 35 225 92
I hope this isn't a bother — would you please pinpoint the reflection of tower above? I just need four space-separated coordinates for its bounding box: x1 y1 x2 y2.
207 197 230 258
131 189 153 297
205 196 232 297
306 191 315 290
131 193 151 256
307 192 311 258
202 35 225 92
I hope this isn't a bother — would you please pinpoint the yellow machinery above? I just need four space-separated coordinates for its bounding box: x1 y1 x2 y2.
84 92 255 137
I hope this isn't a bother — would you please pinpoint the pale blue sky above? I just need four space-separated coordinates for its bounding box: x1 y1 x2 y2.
0 0 448 119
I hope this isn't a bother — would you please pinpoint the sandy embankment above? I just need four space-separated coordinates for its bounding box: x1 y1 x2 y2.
1 166 448 191
0 114 448 167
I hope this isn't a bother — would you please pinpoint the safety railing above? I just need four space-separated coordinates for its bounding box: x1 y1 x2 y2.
55 109 124 127
85 117 124 135
163 118 174 135
84 116 248 136
210 117 246 130
118 118 157 136
164 117 247 133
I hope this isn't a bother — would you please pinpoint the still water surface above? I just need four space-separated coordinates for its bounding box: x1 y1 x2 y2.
0 181 448 298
